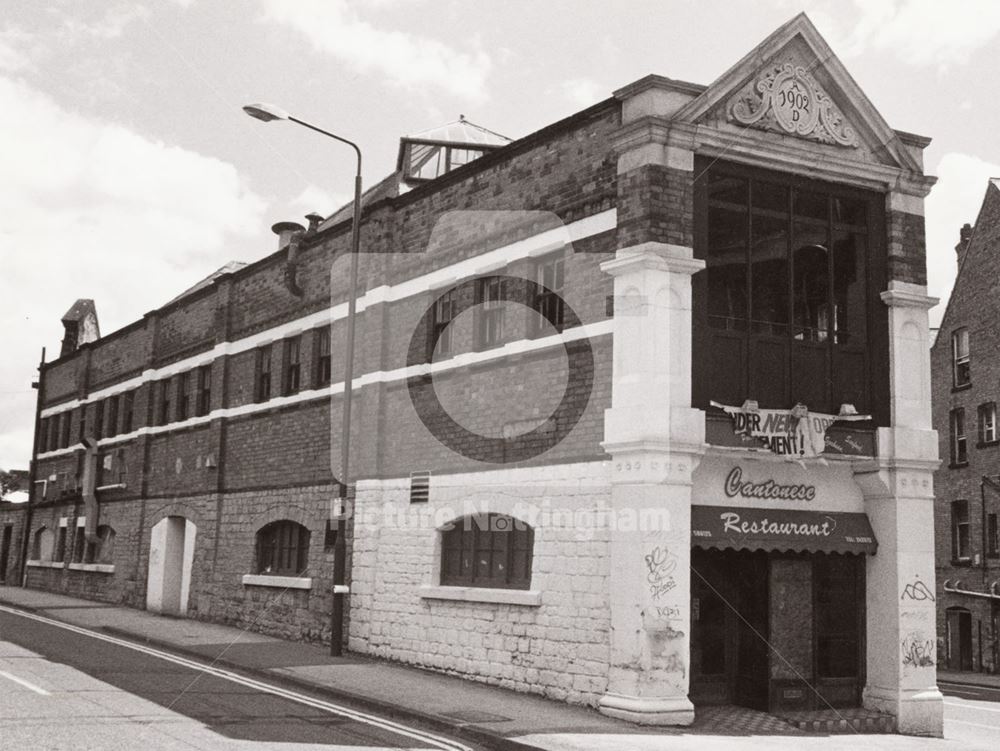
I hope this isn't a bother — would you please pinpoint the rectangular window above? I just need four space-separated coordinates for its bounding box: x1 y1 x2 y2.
952 328 970 387
476 277 506 349
952 500 971 561
106 395 119 438
255 345 272 402
196 365 211 416
283 336 301 395
121 391 134 433
315 327 332 386
431 289 456 358
177 372 190 421
94 400 105 440
534 254 565 334
42 416 54 452
158 379 172 426
979 402 997 444
988 513 998 558
97 449 126 487
72 526 86 564
60 411 72 448
695 161 876 417
78 407 86 443
950 408 968 465
54 527 67 563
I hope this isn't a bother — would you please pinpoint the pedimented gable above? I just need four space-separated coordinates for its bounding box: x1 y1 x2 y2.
675 14 921 174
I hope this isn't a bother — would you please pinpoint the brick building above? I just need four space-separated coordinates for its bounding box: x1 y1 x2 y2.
3 14 944 734
931 180 1000 674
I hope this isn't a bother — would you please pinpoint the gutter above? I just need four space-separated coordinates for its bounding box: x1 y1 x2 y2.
943 579 1000 600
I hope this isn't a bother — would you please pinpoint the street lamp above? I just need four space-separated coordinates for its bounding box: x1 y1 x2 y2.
243 103 361 657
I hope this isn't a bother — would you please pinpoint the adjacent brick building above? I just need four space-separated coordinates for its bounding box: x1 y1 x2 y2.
931 179 1000 674
4 14 944 734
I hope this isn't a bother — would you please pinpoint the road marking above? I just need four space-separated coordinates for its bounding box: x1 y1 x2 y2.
0 668 50 695
944 700 1000 714
946 718 1000 730
0 605 470 751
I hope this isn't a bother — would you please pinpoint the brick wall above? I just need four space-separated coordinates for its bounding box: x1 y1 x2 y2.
931 181 1000 671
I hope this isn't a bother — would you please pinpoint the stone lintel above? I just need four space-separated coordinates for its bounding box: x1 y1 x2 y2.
880 281 938 309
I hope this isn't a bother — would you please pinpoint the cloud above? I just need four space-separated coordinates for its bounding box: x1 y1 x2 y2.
561 78 605 108
259 0 492 101
798 0 1000 67
925 152 1000 327
0 75 267 468
0 26 40 72
290 184 351 217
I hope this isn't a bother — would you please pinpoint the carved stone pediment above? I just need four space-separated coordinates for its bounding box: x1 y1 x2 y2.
727 61 858 148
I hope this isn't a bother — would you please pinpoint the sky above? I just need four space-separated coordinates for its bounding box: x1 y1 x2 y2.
1 0 999 471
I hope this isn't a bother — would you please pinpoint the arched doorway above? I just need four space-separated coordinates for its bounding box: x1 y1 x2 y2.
946 606 973 671
146 516 197 616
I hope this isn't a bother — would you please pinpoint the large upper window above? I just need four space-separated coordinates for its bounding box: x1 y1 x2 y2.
255 345 272 403
952 328 970 388
255 520 310 576
440 513 533 590
315 327 332 386
534 253 566 334
695 162 879 417
475 277 507 350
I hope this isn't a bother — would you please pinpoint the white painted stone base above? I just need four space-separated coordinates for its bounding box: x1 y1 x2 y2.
597 692 695 726
863 685 944 737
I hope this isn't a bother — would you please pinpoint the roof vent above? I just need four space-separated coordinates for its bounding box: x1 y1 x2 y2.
397 116 511 187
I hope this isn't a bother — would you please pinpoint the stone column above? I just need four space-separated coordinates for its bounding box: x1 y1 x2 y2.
599 241 705 725
854 279 943 737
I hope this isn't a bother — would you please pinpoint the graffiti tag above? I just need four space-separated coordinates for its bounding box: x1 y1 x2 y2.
901 633 935 668
901 575 935 602
644 545 678 601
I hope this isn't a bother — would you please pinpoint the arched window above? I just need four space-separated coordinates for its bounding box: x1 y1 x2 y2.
32 527 54 561
255 521 310 575
441 513 533 590
95 525 116 564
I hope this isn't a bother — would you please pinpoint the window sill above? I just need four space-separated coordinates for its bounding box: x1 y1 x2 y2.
977 440 1000 449
419 585 541 606
949 462 970 469
950 559 973 567
25 560 64 569
241 574 313 590
68 563 115 573
952 383 972 393
95 483 126 492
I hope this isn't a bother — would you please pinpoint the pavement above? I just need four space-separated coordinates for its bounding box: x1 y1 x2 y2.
0 585 993 751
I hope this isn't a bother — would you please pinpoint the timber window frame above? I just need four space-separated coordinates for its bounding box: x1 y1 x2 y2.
440 513 533 590
952 328 970 389
314 327 332 387
254 345 272 403
196 364 212 416
952 499 971 563
255 520 310 576
950 408 968 466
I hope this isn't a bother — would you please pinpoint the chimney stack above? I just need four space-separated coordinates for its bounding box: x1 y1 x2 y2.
60 299 100 357
956 223 973 260
271 221 306 251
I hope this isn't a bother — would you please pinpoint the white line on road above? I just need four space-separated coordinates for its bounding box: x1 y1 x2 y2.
0 668 50 695
0 605 471 751
946 718 1000 730
944 700 1000 714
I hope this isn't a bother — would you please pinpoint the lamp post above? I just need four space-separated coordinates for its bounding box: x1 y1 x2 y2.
243 103 360 657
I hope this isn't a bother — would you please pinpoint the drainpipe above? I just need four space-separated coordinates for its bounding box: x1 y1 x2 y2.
273 221 306 297
19 347 45 585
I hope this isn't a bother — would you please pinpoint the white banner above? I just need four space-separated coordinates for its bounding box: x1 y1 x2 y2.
711 400 870 458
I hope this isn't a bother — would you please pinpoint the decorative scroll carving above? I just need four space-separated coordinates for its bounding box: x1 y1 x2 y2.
728 62 858 148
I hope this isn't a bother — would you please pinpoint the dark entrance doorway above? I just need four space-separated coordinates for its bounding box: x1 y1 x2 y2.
0 525 12 583
690 548 770 709
946 607 973 671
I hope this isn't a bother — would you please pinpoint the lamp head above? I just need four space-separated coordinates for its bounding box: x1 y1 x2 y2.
242 103 290 122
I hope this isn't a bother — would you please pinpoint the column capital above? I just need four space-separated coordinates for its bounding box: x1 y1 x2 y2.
601 242 704 278
880 281 938 309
